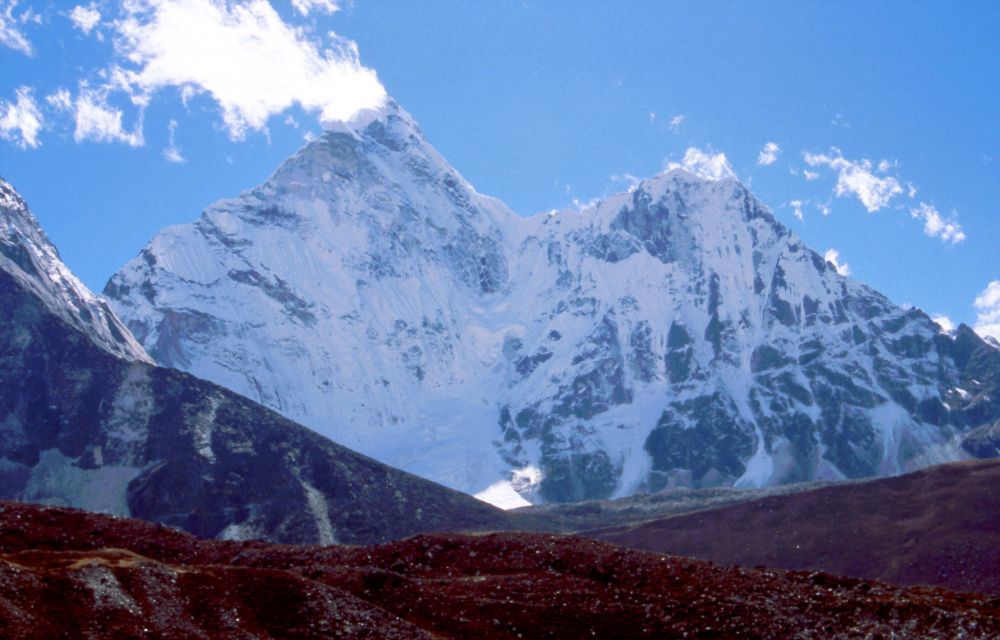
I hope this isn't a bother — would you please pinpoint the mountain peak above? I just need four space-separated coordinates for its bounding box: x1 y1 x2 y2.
325 98 422 140
0 179 151 363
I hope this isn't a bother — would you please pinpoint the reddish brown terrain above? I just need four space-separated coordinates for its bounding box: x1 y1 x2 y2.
591 459 1000 596
3 501 1000 639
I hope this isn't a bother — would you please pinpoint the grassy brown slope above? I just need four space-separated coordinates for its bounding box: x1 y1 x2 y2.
3 501 1000 639
590 459 1000 596
513 479 844 532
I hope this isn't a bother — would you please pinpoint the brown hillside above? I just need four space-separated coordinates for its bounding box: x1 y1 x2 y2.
591 459 1000 596
2 501 1000 639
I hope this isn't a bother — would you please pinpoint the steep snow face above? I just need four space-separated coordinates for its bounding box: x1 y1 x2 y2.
106 101 525 494
105 106 997 505
0 179 150 363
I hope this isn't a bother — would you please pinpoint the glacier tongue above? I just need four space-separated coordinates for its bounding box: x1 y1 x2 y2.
105 101 999 506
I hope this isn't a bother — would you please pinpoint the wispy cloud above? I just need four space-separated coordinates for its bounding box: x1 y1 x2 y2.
69 3 102 35
757 141 780 166
665 147 735 181
0 0 33 56
163 118 184 162
877 158 897 173
932 315 955 333
45 88 73 111
789 199 804 220
974 281 1000 341
803 169 819 181
290 0 340 16
824 249 850 276
611 173 642 192
803 148 902 212
668 114 684 131
0 86 42 148
910 202 965 244
72 85 144 147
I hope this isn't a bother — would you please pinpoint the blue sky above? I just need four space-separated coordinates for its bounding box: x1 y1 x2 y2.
1 1 998 337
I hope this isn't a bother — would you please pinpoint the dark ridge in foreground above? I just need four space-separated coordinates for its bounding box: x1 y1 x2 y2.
2 501 1000 639
591 459 1000 596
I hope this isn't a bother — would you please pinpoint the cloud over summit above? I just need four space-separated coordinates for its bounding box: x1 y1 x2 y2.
112 0 386 140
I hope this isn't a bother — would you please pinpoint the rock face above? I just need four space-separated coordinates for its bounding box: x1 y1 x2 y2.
3 501 1000 640
104 102 1000 505
0 179 149 363
0 178 534 544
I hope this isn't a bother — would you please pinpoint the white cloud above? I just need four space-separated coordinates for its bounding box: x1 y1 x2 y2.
789 199 804 220
974 281 1000 341
611 173 641 192
803 169 819 181
112 0 386 140
668 114 684 131
570 195 601 211
290 0 339 16
877 158 897 173
909 202 965 244
73 86 144 146
648 111 655 124
0 86 42 149
816 201 831 216
665 147 735 181
803 148 903 212
0 0 33 56
46 88 74 112
824 249 850 276
70 3 102 35
163 118 184 162
757 141 780 166
932 315 955 333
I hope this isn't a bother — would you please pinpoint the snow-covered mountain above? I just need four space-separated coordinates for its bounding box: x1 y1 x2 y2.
0 177 535 543
104 102 1000 506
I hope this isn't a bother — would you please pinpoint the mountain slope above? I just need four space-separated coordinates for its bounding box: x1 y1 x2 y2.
589 459 1000 596
105 102 1000 505
0 178 538 543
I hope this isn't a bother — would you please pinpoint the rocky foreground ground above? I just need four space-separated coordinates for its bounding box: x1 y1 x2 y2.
2 501 999 639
